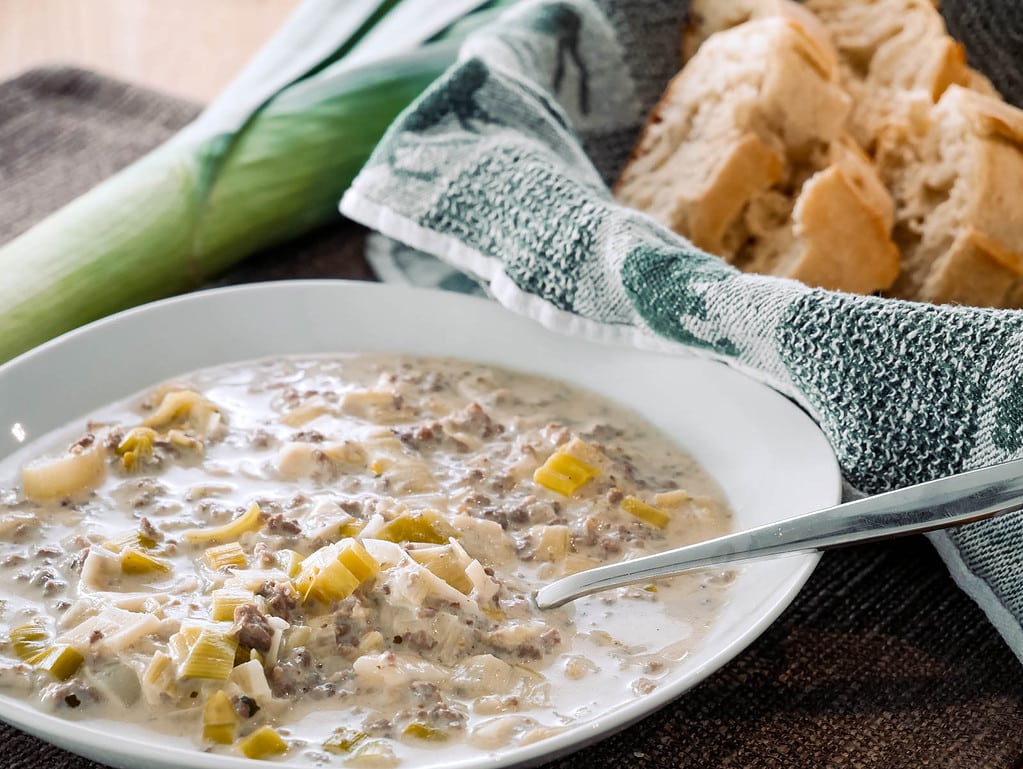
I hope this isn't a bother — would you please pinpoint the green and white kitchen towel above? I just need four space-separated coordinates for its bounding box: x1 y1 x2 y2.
340 0 1023 660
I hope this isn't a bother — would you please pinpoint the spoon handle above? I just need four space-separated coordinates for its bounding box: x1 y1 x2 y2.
534 456 1023 609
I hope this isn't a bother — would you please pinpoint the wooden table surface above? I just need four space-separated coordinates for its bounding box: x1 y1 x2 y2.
0 0 301 102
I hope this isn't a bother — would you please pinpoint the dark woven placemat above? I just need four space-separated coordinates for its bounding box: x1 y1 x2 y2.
2 66 1022 769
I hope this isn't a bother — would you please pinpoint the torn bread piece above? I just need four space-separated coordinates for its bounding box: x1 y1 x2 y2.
617 15 898 294
737 135 899 293
803 0 996 150
878 86 1023 306
684 0 999 154
681 0 834 67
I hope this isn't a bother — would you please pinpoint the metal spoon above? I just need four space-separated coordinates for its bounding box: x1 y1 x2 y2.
534 456 1023 609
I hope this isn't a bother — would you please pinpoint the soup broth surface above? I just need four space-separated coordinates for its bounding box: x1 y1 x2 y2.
0 355 733 765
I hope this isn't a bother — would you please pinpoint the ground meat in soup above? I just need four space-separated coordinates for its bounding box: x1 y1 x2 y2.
0 354 733 764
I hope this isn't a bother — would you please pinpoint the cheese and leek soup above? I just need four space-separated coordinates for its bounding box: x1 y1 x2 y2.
0 355 732 764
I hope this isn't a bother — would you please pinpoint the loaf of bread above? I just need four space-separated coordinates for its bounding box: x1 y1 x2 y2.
617 0 1023 307
616 11 899 294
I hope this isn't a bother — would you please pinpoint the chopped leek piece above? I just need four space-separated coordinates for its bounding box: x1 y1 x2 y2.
211 588 255 622
143 650 173 687
563 437 606 465
184 502 263 544
294 539 381 605
653 489 691 509
348 739 397 767
237 725 288 759
339 519 366 538
10 622 49 662
166 429 203 451
121 547 171 575
204 724 236 745
295 553 361 605
408 545 472 594
532 525 571 561
103 529 158 553
342 389 398 418
402 722 448 742
483 606 506 623
533 450 598 497
116 427 157 471
275 549 305 579
287 625 312 649
323 727 368 754
143 390 219 433
31 644 84 681
280 402 332 428
168 625 203 664
376 510 455 545
561 554 601 575
337 539 380 582
202 690 239 744
204 542 248 571
179 629 238 680
621 496 670 529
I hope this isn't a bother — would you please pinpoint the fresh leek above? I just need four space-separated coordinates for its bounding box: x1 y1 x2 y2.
0 0 513 364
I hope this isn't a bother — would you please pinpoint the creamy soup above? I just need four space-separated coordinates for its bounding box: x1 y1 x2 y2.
0 355 733 765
